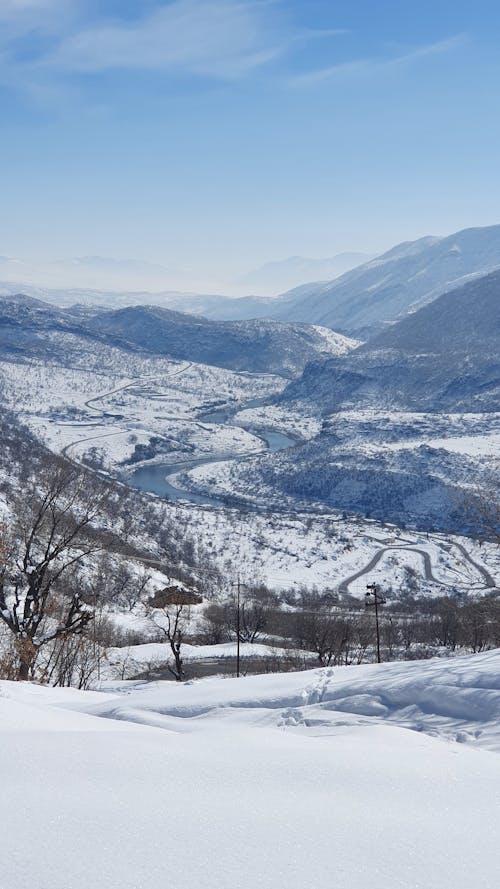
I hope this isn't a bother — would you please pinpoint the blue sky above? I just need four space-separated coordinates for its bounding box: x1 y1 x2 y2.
1 0 500 291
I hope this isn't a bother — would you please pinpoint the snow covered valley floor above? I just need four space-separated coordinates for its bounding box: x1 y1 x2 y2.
2 650 500 889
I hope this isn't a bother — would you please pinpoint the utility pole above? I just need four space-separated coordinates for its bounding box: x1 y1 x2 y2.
94 588 101 683
230 574 248 678
236 574 241 678
365 582 386 664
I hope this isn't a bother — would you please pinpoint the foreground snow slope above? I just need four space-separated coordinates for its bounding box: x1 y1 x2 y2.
1 652 500 889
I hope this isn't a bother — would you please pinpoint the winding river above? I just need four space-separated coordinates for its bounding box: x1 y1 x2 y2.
128 406 296 507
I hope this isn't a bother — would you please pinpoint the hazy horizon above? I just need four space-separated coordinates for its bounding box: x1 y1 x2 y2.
0 246 379 295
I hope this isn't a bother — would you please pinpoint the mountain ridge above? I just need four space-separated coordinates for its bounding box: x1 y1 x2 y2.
0 293 358 379
281 267 500 413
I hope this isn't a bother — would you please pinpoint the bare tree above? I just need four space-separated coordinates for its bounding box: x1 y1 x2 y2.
82 555 151 612
238 586 277 643
459 597 500 652
295 607 349 666
0 463 111 680
429 597 460 650
199 602 232 644
42 630 107 690
148 602 188 681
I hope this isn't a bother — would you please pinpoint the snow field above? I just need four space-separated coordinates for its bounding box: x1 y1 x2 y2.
1 651 500 889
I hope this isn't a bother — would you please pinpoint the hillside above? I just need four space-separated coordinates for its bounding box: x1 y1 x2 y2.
169 224 500 337
283 268 500 413
82 305 358 377
0 294 357 378
266 224 500 337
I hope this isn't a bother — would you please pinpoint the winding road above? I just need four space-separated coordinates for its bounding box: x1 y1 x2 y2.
441 540 496 588
61 362 193 459
59 362 295 508
84 362 193 416
338 542 496 595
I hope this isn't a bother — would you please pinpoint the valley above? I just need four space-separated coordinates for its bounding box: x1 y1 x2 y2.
0 224 498 688
0 328 497 604
0 247 498 889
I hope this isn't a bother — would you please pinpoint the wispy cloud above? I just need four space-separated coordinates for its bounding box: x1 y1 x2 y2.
291 35 466 87
0 1 345 84
42 1 286 79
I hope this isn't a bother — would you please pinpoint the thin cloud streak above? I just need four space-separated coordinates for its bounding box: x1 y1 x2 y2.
0 0 347 91
290 35 467 86
44 0 286 79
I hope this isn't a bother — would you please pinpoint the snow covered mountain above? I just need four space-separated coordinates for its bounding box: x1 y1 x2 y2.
2 225 500 339
0 294 357 378
263 224 500 337
283 267 500 413
196 270 499 529
176 224 500 337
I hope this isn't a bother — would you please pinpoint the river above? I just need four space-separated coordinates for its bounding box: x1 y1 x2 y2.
128 416 296 507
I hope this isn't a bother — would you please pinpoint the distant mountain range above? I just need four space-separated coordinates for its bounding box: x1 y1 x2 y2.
0 254 188 293
0 294 357 379
193 224 500 338
0 250 371 297
235 252 373 295
0 281 241 315
4 224 499 341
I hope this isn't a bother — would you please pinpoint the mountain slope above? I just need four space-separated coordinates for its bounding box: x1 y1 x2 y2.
0 294 357 378
121 224 500 335
81 305 358 377
282 268 500 412
262 224 500 337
